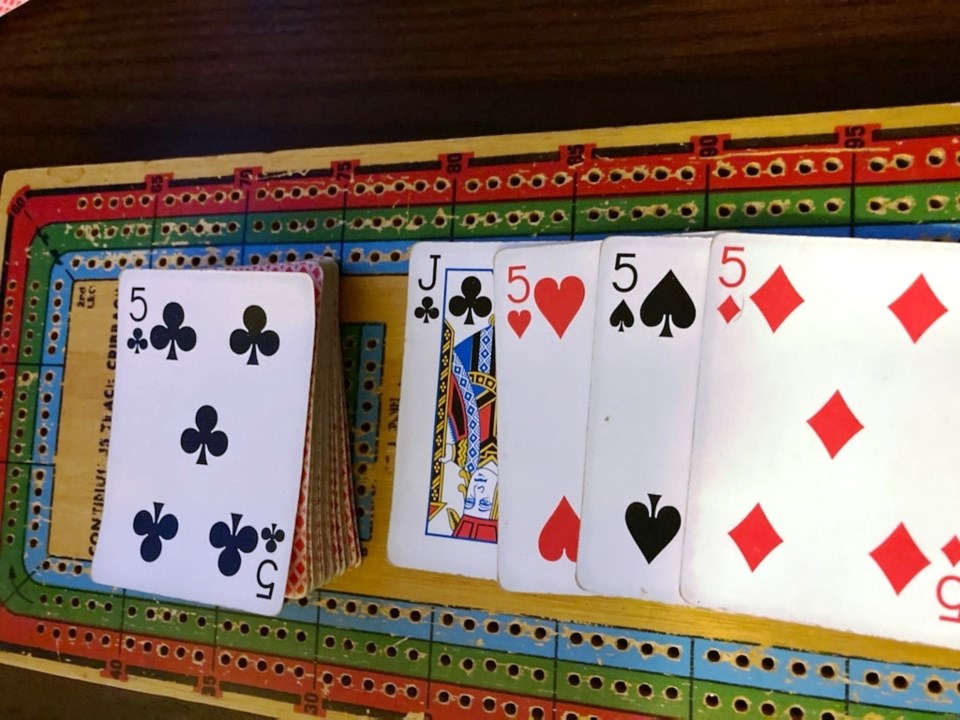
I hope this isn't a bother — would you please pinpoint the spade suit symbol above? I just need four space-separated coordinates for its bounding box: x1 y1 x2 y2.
624 494 681 563
639 270 696 338
609 299 635 332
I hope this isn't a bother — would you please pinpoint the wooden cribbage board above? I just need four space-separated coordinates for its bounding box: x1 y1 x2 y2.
2 105 960 720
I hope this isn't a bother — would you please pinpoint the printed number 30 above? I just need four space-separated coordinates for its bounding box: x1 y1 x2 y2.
129 287 147 322
719 246 745 288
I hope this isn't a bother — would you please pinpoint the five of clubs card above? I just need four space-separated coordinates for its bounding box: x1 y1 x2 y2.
93 268 317 615
390 231 960 652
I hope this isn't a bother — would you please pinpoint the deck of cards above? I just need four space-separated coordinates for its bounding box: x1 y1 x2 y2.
390 234 960 652
92 260 359 615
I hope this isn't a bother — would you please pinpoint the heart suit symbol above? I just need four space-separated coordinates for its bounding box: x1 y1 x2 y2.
534 276 585 339
538 496 580 562
507 309 531 338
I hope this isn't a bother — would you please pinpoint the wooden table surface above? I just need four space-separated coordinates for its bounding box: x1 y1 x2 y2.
1 0 959 179
0 1 958 717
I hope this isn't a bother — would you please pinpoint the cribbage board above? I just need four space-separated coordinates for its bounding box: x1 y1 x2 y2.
3 104 960 720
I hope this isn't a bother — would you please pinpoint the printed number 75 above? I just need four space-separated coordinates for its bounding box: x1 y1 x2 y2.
719 246 745 288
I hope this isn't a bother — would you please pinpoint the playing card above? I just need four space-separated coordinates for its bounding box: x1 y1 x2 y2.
577 234 712 602
92 268 315 615
494 241 600 594
682 232 960 650
236 259 358 597
388 242 503 579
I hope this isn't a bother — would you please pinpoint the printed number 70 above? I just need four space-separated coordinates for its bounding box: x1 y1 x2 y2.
719 246 745 288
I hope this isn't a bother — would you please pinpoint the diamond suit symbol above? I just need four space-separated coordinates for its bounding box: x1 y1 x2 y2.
943 536 960 567
807 390 863 459
728 503 783 572
750 266 804 332
717 295 741 324
888 274 947 343
869 523 930 595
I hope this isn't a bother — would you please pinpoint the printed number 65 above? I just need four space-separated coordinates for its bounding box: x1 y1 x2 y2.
719 246 746 288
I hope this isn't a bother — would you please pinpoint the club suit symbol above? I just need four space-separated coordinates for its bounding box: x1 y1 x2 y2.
230 305 280 365
150 302 197 360
180 405 228 465
133 502 178 562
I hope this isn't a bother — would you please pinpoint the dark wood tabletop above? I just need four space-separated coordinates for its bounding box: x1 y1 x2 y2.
0 1 958 717
1 0 959 180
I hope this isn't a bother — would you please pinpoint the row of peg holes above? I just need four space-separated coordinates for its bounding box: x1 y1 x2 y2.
350 214 439 231
252 218 328 233
873 193 960 214
464 173 569 192
248 250 332 264
258 179 452 200
8 370 50 456
64 147 960 217
32 371 56 459
866 149 958 172
220 618 308 643
163 190 242 206
434 689 540 716
704 649 945 694
716 158 807 179
703 692 832 719
123 636 204 662
323 597 424 623
566 671 679 699
322 634 419 661
37 556 84 575
346 249 404 265
218 652 307 678
160 221 239 236
584 166 695 184
256 179 445 201
571 631 681 659
313 670 420 699
439 612 550 640
76 195 151 210
128 605 209 629
464 209 564 228
36 623 111 646
74 224 150 240
716 198 843 219
706 649 837 679
866 197 918 214
439 652 546 681
584 204 695 222
155 254 234 269
37 594 108 611
68 255 146 271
